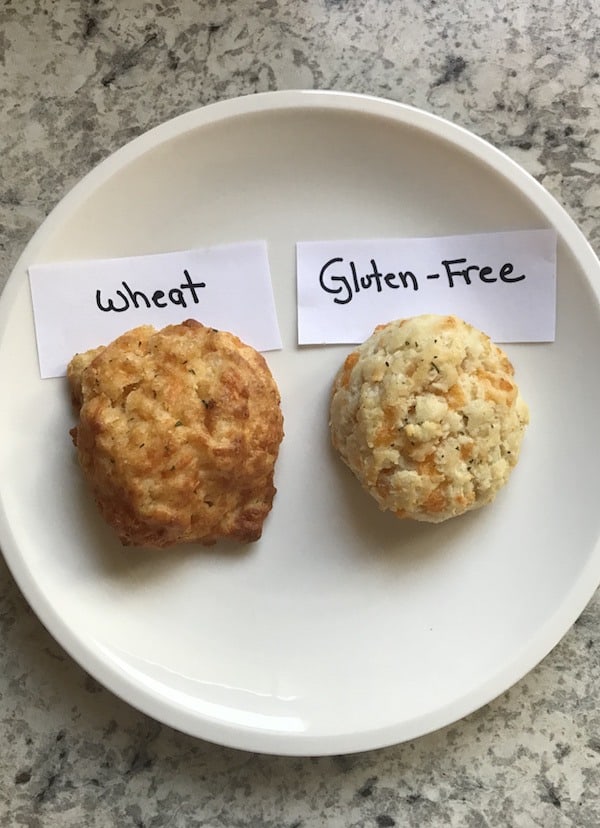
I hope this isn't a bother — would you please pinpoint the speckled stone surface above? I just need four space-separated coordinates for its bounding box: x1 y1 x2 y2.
2 1 600 825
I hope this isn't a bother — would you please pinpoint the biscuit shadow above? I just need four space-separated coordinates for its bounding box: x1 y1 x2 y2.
326 440 479 564
70 468 252 583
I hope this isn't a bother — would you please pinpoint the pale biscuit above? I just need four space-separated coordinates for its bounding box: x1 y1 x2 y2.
69 319 284 547
329 315 529 522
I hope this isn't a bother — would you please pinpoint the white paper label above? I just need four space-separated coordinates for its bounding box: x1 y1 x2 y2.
28 241 282 378
297 229 556 344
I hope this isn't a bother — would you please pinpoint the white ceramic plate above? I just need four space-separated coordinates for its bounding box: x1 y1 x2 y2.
1 91 600 756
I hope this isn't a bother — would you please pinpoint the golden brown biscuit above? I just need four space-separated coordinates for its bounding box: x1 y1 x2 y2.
329 314 529 522
69 320 284 547
67 346 105 408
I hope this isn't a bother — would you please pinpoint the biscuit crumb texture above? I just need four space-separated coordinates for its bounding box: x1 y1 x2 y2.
68 320 284 547
329 315 529 523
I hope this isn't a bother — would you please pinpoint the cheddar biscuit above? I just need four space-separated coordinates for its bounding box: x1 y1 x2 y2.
329 315 529 522
68 320 284 547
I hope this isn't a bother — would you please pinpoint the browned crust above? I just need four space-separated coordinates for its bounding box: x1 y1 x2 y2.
68 320 284 547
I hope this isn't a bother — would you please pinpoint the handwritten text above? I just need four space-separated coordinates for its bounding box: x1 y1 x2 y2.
319 256 525 305
96 269 206 313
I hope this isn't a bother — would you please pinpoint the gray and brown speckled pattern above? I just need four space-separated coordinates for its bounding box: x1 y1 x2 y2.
3 569 600 827
2 1 600 825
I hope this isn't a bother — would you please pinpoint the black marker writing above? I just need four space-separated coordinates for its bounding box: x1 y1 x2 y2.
441 258 525 287
96 269 206 313
498 262 524 282
319 257 418 304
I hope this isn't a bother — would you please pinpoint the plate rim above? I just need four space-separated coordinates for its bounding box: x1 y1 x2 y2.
2 89 600 756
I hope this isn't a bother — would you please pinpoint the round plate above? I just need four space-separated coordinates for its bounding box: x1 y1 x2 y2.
1 90 600 756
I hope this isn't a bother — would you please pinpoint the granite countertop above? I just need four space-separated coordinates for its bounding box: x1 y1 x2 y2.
2 1 600 825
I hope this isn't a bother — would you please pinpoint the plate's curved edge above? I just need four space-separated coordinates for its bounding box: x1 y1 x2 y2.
2 89 600 756
0 499 598 758
3 88 600 317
